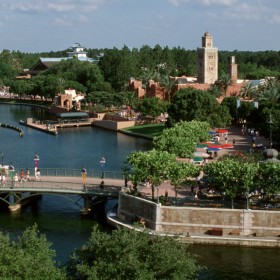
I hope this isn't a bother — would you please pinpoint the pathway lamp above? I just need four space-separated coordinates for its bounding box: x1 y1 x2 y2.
0 152 3 166
156 187 159 204
268 114 273 148
245 191 249 210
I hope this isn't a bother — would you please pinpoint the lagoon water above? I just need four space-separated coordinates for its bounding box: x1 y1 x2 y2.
0 104 279 279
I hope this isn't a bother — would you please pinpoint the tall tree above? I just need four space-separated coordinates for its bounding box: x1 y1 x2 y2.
66 225 200 280
127 150 177 200
167 87 231 127
154 120 210 158
0 225 65 279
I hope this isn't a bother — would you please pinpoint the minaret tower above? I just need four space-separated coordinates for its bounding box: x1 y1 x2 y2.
197 32 218 84
228 56 238 83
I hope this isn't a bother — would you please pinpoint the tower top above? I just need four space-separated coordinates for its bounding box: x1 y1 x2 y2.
202 32 213 48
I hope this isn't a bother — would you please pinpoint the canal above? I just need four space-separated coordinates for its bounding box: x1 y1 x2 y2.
0 104 279 279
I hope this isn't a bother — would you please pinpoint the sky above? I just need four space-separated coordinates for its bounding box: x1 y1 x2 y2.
0 0 279 53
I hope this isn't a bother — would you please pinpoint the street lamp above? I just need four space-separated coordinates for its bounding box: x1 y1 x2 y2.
268 114 273 148
156 187 159 204
0 152 3 166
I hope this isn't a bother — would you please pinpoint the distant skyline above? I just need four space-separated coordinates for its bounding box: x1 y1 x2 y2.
0 0 279 53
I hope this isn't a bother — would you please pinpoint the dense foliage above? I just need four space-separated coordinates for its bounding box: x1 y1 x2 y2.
66 225 200 280
0 225 65 279
154 120 210 158
166 88 231 127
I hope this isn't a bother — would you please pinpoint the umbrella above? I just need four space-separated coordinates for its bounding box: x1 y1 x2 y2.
207 147 221 152
208 131 216 135
194 152 210 158
216 129 228 134
196 143 209 148
208 144 222 149
193 156 204 162
195 147 207 152
222 143 234 149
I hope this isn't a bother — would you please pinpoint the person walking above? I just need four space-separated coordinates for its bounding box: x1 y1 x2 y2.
14 173 19 186
20 169 26 182
35 169 41 181
82 167 87 186
25 168 31 181
1 174 6 186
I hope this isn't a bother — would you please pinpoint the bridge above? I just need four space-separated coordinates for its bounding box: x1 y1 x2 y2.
0 169 125 212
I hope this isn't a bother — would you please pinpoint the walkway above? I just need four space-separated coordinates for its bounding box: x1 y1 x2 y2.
137 125 270 200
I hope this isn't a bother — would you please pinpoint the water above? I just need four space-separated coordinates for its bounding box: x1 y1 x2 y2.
0 104 280 279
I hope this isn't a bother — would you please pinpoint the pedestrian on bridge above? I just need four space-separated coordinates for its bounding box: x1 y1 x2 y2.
82 167 87 186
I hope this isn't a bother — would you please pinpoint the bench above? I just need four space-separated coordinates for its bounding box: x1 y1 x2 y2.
210 228 223 236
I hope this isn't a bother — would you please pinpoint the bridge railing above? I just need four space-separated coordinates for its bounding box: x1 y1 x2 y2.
16 168 124 180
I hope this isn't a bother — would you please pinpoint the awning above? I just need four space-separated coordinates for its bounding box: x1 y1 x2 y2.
57 112 89 118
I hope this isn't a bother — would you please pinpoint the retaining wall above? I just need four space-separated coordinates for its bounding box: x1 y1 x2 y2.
118 192 280 237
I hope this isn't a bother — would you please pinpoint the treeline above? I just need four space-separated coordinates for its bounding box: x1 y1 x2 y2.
1 46 280 92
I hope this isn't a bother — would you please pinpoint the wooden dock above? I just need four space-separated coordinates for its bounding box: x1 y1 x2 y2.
19 118 93 135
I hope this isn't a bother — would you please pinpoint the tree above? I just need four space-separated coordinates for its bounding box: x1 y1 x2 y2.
168 162 198 202
136 97 169 118
215 73 233 96
239 82 256 100
166 88 231 127
0 224 65 279
66 225 200 280
126 150 177 200
204 159 258 209
154 120 210 158
257 162 280 198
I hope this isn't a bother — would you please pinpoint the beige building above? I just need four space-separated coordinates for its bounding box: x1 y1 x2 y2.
197 32 218 84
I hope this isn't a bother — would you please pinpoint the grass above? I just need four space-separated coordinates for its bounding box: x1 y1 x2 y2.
123 123 166 138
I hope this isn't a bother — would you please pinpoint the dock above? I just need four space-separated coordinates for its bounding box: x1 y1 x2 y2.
19 118 94 135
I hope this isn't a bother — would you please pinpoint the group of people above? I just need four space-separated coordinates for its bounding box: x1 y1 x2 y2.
0 152 41 187
0 168 32 186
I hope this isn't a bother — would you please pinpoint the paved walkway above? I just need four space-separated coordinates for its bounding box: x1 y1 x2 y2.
137 125 270 200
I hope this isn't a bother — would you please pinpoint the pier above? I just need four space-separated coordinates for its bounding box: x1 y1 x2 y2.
19 117 96 135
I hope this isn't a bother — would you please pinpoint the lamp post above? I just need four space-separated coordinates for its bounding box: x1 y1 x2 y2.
268 114 273 148
156 187 159 204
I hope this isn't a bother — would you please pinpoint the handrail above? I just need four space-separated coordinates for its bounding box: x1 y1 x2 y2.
11 168 124 180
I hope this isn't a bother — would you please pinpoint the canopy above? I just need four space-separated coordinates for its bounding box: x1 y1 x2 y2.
207 147 221 152
208 131 216 135
193 157 204 162
57 112 89 118
208 144 222 149
196 143 209 148
194 152 210 158
222 143 234 149
216 129 228 134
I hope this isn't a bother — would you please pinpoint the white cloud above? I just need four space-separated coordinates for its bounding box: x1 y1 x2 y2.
52 17 72 27
168 0 237 7
2 0 112 14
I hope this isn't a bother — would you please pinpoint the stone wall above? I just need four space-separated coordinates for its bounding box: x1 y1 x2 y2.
118 192 280 237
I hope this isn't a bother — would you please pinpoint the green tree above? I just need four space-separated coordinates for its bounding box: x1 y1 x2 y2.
215 73 233 96
66 225 200 280
136 97 169 118
168 162 198 202
239 82 256 100
167 88 231 127
0 224 65 279
154 121 210 158
257 162 280 198
204 159 258 209
127 150 176 200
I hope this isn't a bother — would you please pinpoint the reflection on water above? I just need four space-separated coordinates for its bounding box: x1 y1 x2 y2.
192 245 280 280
